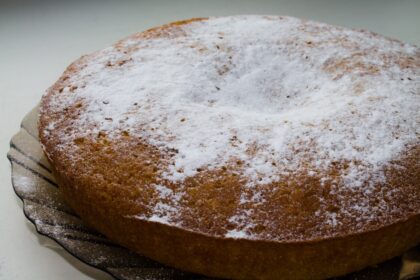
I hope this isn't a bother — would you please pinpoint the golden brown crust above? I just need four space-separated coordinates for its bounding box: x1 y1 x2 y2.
54 164 420 280
39 16 420 279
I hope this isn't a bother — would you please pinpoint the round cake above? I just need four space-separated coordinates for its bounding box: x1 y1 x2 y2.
39 16 420 279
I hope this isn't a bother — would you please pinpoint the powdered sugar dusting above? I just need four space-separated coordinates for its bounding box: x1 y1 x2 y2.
42 16 420 239
13 175 36 193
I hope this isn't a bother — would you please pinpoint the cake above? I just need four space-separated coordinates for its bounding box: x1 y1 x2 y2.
39 16 420 279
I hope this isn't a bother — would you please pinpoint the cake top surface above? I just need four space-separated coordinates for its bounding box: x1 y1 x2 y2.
40 15 420 242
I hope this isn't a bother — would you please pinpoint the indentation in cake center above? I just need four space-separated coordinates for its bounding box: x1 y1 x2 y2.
184 50 325 115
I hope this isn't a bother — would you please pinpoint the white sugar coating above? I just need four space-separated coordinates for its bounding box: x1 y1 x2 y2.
149 184 182 222
225 229 249 239
13 175 36 193
44 15 419 187
42 16 420 237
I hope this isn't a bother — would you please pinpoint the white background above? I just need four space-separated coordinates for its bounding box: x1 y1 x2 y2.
1 0 419 279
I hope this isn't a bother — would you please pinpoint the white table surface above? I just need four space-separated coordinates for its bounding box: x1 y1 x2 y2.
1 0 419 279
